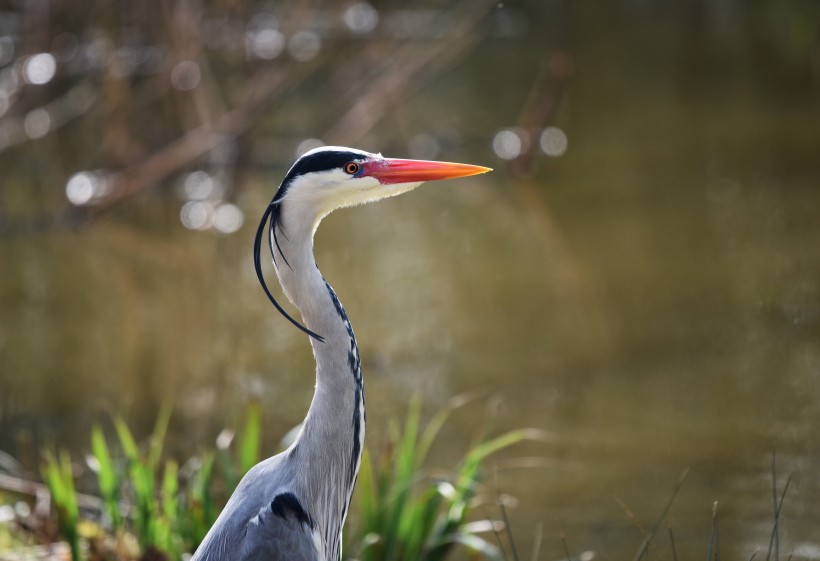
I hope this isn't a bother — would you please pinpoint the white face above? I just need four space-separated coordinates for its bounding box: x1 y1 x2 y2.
310 167 423 208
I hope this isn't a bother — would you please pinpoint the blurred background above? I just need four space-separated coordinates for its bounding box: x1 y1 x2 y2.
2 0 820 558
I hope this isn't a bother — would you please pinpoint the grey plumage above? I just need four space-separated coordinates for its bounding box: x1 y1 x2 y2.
190 146 490 561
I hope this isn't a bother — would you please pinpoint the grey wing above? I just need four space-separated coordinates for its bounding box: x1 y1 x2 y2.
239 493 320 561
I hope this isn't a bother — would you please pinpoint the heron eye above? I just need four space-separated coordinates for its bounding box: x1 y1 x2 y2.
344 162 359 175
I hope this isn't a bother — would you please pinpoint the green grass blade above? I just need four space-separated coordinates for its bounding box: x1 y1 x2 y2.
238 402 262 476
148 403 173 470
162 459 179 524
90 424 121 528
416 406 452 470
113 416 140 462
706 501 718 561
765 473 792 561
632 469 688 561
499 498 520 561
395 396 422 483
357 448 377 527
160 459 180 557
404 486 443 559
464 429 539 465
42 449 83 561
90 424 115 492
187 452 217 546
669 527 679 561
382 396 423 559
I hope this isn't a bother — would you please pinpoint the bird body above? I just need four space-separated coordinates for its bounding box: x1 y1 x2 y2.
191 147 490 561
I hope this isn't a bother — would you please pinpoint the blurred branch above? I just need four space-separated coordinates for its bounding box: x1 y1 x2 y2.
86 0 494 219
510 51 573 177
0 83 97 154
0 1 498 230
84 61 309 219
326 0 497 144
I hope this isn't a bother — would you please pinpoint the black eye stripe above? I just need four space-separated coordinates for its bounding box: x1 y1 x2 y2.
283 151 365 185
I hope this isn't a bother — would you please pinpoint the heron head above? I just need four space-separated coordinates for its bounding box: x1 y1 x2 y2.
255 145 491 340
273 146 492 228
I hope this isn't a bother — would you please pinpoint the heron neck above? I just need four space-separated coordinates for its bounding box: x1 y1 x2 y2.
273 211 365 558
273 217 361 384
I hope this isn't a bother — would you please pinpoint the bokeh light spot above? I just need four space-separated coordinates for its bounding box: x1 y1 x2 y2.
180 201 213 230
213 203 244 234
247 28 285 60
23 53 57 85
288 31 321 62
0 505 12 524
65 171 110 205
539 126 568 157
14 501 30 519
171 60 201 91
492 129 523 160
183 171 214 200
216 429 234 450
344 2 379 35
24 109 51 139
67 174 93 205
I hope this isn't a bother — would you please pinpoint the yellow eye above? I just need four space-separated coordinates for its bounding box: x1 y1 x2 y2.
344 162 359 175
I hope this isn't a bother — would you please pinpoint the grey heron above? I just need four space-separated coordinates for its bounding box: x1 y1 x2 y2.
191 146 491 561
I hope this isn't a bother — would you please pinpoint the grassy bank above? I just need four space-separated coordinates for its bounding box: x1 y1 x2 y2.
0 398 537 561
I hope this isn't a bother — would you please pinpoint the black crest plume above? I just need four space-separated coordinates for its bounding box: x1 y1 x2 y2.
254 201 325 342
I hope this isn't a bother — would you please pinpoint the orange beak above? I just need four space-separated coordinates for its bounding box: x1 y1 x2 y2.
361 158 492 185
